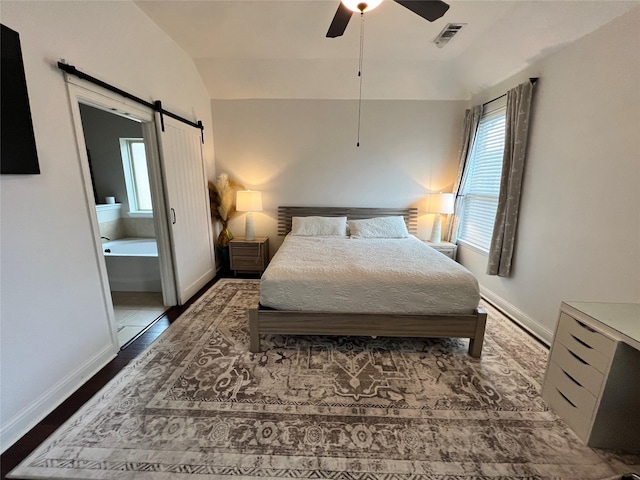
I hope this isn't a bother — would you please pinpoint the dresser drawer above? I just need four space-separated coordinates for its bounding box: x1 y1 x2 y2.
542 381 591 442
545 361 598 416
549 342 605 396
556 313 615 373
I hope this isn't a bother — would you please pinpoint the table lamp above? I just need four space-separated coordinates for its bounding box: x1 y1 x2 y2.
426 192 454 243
236 190 263 241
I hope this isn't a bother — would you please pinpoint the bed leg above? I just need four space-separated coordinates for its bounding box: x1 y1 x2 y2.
468 308 487 358
248 308 261 353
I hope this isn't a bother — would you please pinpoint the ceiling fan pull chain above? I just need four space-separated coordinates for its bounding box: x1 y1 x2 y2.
358 12 365 75
357 12 365 147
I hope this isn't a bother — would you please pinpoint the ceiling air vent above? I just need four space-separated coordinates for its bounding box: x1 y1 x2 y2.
433 23 466 48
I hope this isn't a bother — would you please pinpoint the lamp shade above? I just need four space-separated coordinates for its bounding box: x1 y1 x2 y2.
426 193 455 214
236 190 263 212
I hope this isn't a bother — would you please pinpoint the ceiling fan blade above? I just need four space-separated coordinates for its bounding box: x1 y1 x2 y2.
326 2 353 38
393 0 450 22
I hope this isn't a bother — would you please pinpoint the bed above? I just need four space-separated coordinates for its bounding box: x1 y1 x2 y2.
248 206 487 357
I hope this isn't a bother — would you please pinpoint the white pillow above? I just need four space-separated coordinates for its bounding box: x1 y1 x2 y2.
291 216 348 236
348 216 409 238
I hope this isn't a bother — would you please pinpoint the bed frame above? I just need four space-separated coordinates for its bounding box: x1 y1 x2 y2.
248 206 487 357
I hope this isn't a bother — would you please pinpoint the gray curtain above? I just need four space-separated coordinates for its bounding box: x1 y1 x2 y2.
487 80 535 277
445 105 483 243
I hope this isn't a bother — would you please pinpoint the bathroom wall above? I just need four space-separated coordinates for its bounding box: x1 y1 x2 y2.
80 103 156 240
79 103 142 208
95 204 125 240
122 217 156 238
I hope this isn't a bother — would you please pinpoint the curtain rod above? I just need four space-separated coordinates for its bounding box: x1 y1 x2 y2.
57 61 204 142
483 77 538 107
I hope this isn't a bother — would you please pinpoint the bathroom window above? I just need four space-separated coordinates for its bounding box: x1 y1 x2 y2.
119 138 152 214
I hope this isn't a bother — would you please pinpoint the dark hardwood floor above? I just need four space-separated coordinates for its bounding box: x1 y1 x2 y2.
0 273 246 479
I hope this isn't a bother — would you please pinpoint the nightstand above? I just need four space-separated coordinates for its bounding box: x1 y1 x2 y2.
425 241 457 260
229 237 269 275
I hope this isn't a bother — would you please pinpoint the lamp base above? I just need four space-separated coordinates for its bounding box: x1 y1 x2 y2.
244 212 255 241
429 214 442 244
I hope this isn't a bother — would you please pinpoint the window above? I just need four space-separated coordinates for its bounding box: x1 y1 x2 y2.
119 138 152 214
457 98 506 252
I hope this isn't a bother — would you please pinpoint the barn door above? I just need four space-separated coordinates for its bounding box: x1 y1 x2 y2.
155 114 215 304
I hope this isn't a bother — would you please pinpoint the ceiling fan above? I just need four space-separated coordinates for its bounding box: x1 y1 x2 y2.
326 0 450 37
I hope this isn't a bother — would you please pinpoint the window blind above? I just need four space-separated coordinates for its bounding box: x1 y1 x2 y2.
458 101 506 252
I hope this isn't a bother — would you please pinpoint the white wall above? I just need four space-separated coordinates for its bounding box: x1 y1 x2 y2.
458 7 640 342
212 99 466 250
0 1 214 451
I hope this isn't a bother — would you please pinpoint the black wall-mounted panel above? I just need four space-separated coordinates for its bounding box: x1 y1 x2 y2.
1 24 40 174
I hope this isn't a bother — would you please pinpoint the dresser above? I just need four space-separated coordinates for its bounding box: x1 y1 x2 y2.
541 302 640 451
229 237 269 275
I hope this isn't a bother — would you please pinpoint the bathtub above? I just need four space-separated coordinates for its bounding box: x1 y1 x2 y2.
103 238 161 292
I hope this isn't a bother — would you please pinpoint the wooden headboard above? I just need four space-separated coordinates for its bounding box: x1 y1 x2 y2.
277 206 418 236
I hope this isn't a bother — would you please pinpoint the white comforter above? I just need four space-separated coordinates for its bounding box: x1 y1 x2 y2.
260 235 480 314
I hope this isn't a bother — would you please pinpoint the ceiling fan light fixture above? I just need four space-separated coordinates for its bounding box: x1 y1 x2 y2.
341 0 383 13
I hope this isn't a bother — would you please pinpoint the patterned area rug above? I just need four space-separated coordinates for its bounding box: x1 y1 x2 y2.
9 279 639 479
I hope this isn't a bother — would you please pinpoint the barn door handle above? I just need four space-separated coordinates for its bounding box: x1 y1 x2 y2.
171 208 176 224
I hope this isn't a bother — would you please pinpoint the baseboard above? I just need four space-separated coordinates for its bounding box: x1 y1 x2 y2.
480 286 553 346
0 343 117 453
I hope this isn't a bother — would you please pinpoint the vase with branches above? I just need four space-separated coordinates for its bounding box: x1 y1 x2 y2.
209 174 244 269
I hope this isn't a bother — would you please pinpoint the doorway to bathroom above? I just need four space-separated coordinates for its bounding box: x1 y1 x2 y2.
65 74 216 351
78 103 168 347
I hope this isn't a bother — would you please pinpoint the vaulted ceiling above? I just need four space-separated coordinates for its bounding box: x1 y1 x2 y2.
134 1 636 100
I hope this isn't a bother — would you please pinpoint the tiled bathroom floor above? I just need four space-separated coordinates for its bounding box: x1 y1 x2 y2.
111 291 167 347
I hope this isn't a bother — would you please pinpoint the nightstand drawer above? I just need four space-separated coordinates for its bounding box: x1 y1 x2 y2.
437 249 456 259
228 237 269 275
230 244 260 256
231 256 262 269
549 342 605 396
556 313 615 373
424 241 457 261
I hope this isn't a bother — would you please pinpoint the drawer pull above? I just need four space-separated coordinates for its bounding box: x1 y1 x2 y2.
568 350 588 365
570 334 593 349
556 388 577 409
561 368 583 387
575 319 596 333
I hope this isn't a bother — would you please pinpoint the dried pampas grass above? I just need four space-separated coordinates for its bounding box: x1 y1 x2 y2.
209 174 245 222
